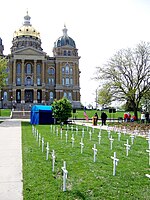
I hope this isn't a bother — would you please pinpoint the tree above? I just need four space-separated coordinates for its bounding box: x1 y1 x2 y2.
52 97 72 123
98 84 112 108
0 57 8 89
96 42 150 119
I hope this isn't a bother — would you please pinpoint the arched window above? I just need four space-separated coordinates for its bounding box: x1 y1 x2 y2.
16 77 21 86
65 64 69 74
64 92 67 98
26 63 32 74
68 92 72 100
37 90 42 103
62 67 65 74
37 64 41 75
16 63 21 74
16 90 21 103
49 92 53 102
48 67 55 75
68 51 71 56
70 68 73 74
26 77 32 86
4 91 7 100
64 50 67 56
62 78 65 85
37 77 41 86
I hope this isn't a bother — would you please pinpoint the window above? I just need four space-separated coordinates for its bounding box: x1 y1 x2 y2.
65 65 69 74
37 90 42 103
62 78 65 85
4 92 7 101
16 90 21 102
5 77 8 85
16 77 21 85
66 78 69 85
64 50 67 56
37 77 41 86
26 63 32 74
48 78 55 85
70 78 73 85
64 92 67 98
16 63 21 74
48 67 55 75
62 67 65 74
70 68 73 74
68 92 72 100
50 92 54 101
68 51 71 56
26 77 32 85
37 64 41 75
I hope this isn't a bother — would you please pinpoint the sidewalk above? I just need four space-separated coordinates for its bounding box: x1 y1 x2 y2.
0 120 23 200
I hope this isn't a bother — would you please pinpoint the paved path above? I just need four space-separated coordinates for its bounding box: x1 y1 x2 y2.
0 120 23 200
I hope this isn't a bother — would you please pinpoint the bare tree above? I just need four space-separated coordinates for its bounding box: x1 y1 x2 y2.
96 41 150 119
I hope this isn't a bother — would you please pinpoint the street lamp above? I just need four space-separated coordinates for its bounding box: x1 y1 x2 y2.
10 96 13 110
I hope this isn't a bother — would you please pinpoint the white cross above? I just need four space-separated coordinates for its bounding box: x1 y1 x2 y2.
50 124 53 132
130 135 135 145
111 152 119 176
92 144 98 162
86 126 89 131
92 127 94 133
146 135 150 149
71 134 75 147
145 174 150 178
52 150 55 172
36 130 39 142
56 127 58 136
71 126 73 132
61 161 68 192
42 137 44 152
39 134 41 147
109 135 114 150
80 138 84 154
76 126 78 134
124 139 130 156
65 131 68 143
46 142 49 160
60 128 63 139
107 130 111 138
34 128 36 137
98 131 101 144
89 130 92 141
32 125 34 134
82 128 84 138
146 149 150 166
117 132 121 141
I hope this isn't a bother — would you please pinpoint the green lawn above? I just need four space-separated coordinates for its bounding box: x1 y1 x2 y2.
22 122 150 200
0 109 11 117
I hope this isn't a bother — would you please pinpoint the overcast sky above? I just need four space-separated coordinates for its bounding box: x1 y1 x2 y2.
1 0 150 107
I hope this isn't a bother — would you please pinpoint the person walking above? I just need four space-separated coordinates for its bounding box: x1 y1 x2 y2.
101 111 107 125
141 112 145 123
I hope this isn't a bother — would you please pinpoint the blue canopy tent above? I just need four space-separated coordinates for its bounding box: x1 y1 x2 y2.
30 105 54 125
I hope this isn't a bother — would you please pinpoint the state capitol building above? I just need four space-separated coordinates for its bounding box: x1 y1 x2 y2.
0 12 81 109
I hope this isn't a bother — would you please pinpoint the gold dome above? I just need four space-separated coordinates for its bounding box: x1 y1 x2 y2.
13 12 40 38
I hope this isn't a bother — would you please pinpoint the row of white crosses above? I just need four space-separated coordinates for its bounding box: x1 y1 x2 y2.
32 125 68 191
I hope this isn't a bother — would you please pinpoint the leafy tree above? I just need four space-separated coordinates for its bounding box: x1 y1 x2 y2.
96 42 150 119
52 97 72 123
98 84 112 108
0 57 8 89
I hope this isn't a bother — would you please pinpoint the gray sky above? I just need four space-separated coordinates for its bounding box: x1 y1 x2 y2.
1 0 150 107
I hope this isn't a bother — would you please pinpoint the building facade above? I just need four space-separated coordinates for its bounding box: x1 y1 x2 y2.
0 12 81 109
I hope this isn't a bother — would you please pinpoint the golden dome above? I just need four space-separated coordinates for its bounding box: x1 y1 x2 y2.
13 12 40 38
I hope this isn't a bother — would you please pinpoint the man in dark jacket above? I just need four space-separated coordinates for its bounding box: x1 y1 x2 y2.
101 112 107 125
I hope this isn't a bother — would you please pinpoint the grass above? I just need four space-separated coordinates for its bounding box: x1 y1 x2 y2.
0 109 11 117
22 122 150 200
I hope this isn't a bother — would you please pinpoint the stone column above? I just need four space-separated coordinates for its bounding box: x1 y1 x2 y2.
34 60 37 86
21 60 25 85
13 60 16 86
42 61 45 86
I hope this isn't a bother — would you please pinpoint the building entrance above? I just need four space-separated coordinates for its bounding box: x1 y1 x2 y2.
25 90 33 103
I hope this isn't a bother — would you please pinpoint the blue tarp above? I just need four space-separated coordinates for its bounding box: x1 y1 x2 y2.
30 105 54 125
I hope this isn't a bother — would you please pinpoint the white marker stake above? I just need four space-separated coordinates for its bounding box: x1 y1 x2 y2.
92 144 97 162
109 135 114 150
124 139 130 156
76 126 78 135
117 132 121 141
50 124 52 132
146 149 150 166
130 135 135 145
39 134 41 147
80 138 84 154
32 125 34 134
36 130 39 142
46 142 49 160
98 132 101 144
89 131 92 141
107 130 111 138
52 150 55 172
146 136 150 150
61 161 68 192
65 131 68 143
71 134 75 147
56 127 58 136
111 152 119 176
60 128 63 139
42 137 44 152
145 174 150 178
82 128 84 138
